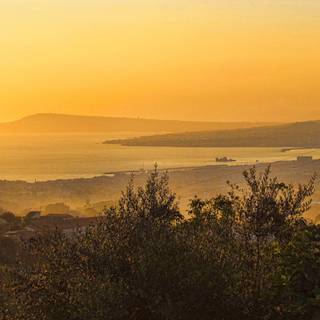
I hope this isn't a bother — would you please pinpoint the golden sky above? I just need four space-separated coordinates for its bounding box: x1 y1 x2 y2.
1 0 320 122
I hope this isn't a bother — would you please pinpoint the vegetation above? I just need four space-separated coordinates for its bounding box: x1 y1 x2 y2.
106 120 320 147
1 166 320 320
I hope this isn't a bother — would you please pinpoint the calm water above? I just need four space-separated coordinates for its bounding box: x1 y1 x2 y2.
0 133 317 182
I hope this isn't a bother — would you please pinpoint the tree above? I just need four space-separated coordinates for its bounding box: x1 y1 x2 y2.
3 166 320 320
188 166 317 319
272 223 320 320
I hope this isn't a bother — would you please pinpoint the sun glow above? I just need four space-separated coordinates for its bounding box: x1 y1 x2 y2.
1 0 320 122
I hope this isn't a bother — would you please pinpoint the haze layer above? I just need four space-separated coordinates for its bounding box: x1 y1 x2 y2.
1 1 320 122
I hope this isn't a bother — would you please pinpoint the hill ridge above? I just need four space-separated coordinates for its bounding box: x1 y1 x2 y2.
105 120 320 148
0 113 274 134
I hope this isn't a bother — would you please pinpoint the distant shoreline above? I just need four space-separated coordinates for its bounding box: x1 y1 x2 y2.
103 164 228 176
104 120 320 148
281 147 315 152
2 159 315 184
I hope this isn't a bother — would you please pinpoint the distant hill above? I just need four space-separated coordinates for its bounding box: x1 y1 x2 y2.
0 113 274 134
105 121 320 148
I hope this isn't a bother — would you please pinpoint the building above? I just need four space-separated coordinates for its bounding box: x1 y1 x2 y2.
297 156 313 162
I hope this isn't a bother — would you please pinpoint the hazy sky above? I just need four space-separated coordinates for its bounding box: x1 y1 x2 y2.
1 0 320 122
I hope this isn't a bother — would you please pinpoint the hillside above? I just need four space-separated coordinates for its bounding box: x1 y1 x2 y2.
105 121 320 147
0 113 273 134
0 161 319 222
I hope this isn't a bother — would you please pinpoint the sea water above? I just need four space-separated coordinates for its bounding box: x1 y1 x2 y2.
0 133 317 181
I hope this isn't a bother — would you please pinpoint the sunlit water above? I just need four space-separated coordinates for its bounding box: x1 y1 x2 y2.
0 133 318 182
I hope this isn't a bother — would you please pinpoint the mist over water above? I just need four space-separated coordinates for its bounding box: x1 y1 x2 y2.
0 133 317 182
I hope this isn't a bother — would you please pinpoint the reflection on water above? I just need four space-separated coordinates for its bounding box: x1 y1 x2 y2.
0 133 318 181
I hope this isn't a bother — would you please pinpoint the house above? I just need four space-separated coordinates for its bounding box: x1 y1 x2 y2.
2 216 97 241
0 218 8 226
24 211 41 220
297 156 313 162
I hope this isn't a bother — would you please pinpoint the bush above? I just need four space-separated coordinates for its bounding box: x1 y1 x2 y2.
2 166 320 320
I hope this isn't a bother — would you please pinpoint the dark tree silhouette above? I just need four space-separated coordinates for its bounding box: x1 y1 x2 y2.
2 166 319 320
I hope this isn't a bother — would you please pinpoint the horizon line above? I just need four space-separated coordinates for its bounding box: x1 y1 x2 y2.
0 112 286 125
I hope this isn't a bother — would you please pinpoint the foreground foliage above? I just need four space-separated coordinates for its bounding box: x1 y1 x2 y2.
1 167 320 320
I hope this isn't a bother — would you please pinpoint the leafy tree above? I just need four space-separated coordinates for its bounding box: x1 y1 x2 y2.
2 166 320 320
271 223 320 320
187 166 317 319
